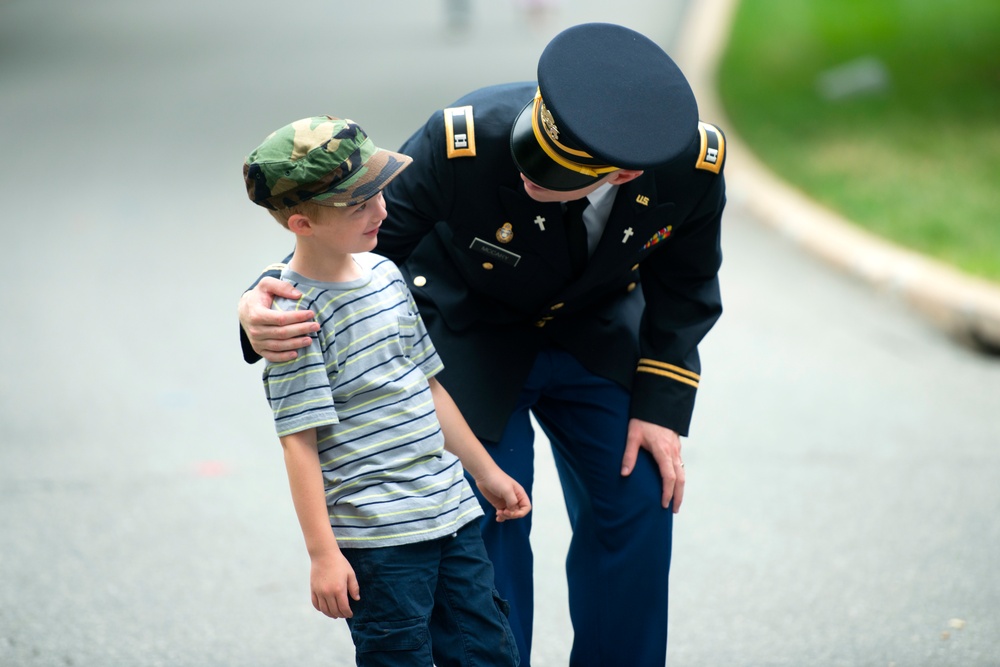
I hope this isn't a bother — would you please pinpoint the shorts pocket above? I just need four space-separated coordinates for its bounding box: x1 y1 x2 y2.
352 617 428 653
492 589 511 618
492 589 519 665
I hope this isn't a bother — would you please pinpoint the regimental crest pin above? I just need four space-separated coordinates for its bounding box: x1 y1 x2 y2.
496 222 514 244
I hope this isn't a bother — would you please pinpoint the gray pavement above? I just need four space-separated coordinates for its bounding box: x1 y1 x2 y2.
1 1 999 666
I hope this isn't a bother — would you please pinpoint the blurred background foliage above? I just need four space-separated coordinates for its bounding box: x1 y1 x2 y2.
718 0 1000 281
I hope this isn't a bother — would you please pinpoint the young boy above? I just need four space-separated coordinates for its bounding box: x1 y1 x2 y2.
243 116 529 666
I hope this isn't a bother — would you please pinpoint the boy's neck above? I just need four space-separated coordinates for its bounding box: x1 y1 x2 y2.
287 242 363 283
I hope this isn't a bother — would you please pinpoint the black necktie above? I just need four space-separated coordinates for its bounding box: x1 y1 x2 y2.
564 198 590 275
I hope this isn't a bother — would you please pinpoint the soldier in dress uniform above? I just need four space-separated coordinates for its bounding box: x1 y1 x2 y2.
239 22 726 667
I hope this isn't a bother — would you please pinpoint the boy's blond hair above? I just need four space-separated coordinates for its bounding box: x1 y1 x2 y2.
267 200 328 229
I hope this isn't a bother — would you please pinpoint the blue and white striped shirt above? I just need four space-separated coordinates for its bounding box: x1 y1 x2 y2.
262 253 483 548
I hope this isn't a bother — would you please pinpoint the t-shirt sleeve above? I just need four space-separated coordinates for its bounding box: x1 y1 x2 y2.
261 297 339 437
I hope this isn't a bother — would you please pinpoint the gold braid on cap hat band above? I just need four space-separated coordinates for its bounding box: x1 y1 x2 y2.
531 89 620 178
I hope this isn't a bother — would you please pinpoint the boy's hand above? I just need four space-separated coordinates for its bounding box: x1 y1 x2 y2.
309 549 360 619
239 277 319 362
475 469 531 522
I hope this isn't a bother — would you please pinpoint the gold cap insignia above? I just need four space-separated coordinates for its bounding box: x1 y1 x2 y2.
540 102 559 142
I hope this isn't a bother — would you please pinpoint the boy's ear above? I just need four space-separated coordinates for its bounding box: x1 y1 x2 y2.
287 213 313 235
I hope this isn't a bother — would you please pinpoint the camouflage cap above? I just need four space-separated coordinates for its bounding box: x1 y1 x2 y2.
243 116 412 210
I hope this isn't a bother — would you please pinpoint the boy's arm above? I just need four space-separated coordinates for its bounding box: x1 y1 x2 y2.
427 377 531 521
280 429 360 618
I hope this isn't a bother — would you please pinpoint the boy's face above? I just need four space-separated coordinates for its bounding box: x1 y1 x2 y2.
308 192 388 254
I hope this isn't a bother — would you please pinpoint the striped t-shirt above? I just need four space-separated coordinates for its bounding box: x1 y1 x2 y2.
262 253 483 548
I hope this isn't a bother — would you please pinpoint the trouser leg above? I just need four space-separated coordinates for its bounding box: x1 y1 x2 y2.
429 522 520 667
471 347 674 666
533 349 673 667
471 399 537 665
343 541 438 667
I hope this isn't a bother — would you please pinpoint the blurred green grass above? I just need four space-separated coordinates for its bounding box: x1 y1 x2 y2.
718 0 1000 281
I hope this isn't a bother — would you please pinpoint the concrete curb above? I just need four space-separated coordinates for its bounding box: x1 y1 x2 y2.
673 0 1000 353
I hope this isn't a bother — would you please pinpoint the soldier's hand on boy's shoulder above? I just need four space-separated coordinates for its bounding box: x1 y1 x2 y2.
475 470 532 522
240 276 319 362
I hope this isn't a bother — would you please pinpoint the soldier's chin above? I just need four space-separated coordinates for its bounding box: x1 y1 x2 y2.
521 179 550 199
519 177 567 203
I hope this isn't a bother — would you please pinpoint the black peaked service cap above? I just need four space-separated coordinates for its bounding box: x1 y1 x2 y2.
511 22 699 191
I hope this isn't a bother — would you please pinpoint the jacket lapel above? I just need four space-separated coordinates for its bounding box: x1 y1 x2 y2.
583 174 675 276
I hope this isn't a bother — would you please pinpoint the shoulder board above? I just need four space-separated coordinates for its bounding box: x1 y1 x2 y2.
444 105 477 159
695 122 725 174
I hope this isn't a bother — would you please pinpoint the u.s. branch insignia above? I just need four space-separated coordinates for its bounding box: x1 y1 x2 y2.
496 222 514 244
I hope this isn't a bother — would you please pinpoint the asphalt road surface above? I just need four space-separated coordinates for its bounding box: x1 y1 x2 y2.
2 1 998 665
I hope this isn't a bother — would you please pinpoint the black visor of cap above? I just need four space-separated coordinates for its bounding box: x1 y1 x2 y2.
510 100 605 192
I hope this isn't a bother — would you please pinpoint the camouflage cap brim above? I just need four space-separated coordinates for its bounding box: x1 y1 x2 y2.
311 147 413 208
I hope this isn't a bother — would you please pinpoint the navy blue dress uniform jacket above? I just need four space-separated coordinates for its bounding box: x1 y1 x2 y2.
374 82 726 443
